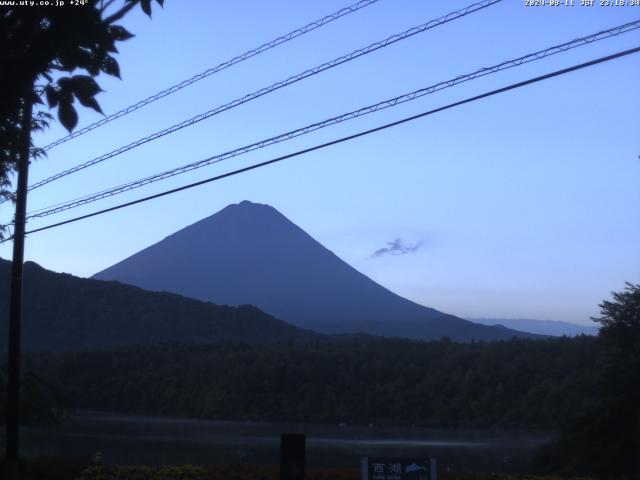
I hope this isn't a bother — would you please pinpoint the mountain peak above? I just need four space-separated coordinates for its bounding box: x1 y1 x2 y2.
229 199 271 210
238 199 265 208
158 200 292 246
208 200 283 222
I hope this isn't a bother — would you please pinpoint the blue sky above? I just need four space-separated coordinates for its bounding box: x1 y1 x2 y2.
1 0 639 324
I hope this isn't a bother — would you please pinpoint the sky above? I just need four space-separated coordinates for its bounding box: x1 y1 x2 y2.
1 0 639 324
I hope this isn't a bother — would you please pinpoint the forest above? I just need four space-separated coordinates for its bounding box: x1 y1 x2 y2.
25 336 599 429
3 283 638 476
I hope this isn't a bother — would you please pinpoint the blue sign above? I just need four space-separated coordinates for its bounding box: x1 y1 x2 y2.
362 457 436 480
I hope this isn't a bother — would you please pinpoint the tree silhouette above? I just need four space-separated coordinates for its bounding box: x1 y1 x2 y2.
535 283 640 476
1 3 165 477
0 0 164 237
592 282 640 474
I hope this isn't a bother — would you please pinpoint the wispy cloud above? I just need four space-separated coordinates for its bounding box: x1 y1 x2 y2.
371 238 422 258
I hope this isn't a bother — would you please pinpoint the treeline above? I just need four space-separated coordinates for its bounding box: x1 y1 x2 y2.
26 336 600 429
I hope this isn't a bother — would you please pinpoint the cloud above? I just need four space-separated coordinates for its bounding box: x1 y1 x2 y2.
371 238 422 258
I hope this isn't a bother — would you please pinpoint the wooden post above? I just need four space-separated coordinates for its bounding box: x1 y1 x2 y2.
280 433 306 480
5 93 33 480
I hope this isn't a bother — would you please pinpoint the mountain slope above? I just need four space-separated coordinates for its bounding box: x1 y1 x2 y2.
94 201 534 341
470 318 597 337
0 259 323 351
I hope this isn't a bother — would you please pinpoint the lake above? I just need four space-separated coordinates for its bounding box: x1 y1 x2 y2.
21 411 552 473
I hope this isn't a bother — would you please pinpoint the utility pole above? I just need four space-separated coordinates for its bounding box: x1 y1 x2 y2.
5 93 33 480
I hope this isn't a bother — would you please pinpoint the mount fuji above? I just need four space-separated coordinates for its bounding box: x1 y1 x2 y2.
94 201 534 341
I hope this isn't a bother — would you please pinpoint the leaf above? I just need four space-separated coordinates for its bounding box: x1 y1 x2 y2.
70 75 102 98
156 0 164 6
58 101 78 132
101 56 121 78
45 85 59 108
57 46 98 73
109 25 135 41
87 62 100 76
57 48 81 72
76 95 104 115
57 79 76 107
141 0 152 17
32 111 53 134
72 48 97 71
57 77 72 89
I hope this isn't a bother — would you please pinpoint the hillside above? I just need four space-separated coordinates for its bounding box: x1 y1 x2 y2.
0 259 323 351
94 201 534 342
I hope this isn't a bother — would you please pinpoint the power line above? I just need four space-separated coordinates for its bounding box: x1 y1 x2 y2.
4 45 636 243
40 0 382 152
25 0 503 193
25 19 640 219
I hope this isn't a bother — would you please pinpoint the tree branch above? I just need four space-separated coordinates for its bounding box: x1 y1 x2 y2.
104 1 138 25
100 0 118 14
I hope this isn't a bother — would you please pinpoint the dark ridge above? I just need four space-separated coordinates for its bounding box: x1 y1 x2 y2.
0 258 324 352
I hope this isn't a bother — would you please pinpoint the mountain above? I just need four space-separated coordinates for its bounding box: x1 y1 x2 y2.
94 200 534 341
470 318 598 337
0 258 323 352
